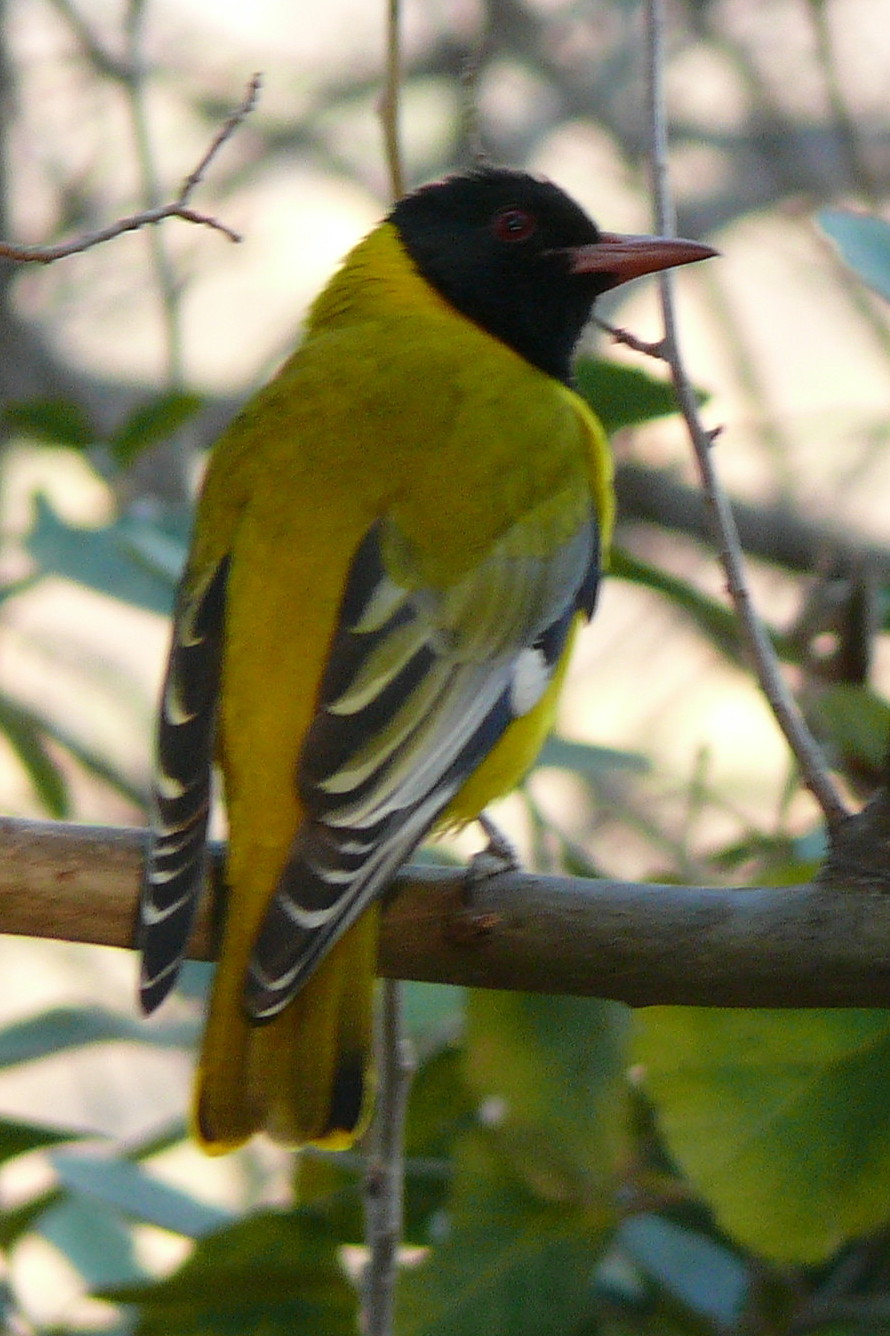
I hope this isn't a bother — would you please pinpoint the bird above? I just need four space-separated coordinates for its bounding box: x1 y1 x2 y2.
138 166 715 1154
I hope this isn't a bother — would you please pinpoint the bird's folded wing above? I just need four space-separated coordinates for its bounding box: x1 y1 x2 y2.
246 499 598 1019
139 558 229 1013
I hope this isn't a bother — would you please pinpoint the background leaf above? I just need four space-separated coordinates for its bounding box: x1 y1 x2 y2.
0 1006 197 1068
634 1008 890 1263
3 398 95 448
617 1216 750 1328
100 1210 358 1336
108 391 203 465
26 495 181 614
819 209 890 303
0 1115 83 1164
574 358 688 434
0 693 70 817
398 1131 605 1336
52 1152 234 1238
466 993 631 1203
38 1194 147 1290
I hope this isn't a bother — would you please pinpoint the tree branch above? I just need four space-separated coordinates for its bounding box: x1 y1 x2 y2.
362 980 413 1336
0 74 261 265
643 0 849 832
4 813 890 1009
614 462 890 582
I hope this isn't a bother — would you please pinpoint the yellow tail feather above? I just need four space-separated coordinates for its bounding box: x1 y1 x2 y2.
194 908 379 1154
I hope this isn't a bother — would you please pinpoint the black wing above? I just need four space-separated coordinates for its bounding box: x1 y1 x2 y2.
245 504 599 1021
139 557 229 1013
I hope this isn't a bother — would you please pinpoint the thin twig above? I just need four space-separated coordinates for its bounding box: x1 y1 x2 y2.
593 315 665 359
460 14 489 163
643 0 849 832
362 981 415 1336
0 74 260 265
363 9 411 1336
179 73 263 203
379 0 405 198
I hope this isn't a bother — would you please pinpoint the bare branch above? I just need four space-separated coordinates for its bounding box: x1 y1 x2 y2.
178 73 263 205
594 316 665 360
4 814 890 1008
378 0 405 198
642 0 850 833
614 461 890 582
0 74 261 266
362 981 414 1336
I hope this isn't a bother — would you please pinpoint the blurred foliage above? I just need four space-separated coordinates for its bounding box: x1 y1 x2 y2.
636 1008 890 1265
819 210 890 305
2 0 890 1334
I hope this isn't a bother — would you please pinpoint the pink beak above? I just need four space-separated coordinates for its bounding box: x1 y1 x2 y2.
568 231 718 289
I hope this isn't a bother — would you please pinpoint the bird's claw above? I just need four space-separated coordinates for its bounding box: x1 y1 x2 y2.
462 813 520 906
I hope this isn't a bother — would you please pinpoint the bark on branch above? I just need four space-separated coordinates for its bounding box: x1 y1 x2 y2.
2 810 890 1009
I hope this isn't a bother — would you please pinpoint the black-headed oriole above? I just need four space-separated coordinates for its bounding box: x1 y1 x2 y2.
139 167 715 1152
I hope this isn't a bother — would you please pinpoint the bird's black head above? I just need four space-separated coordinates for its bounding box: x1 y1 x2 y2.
391 168 601 383
390 167 715 384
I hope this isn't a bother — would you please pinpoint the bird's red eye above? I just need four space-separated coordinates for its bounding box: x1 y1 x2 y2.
492 207 537 243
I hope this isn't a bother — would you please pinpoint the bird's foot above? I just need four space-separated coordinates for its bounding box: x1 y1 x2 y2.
444 814 515 946
462 812 520 906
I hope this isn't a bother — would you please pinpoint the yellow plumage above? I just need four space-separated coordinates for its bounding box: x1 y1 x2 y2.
191 224 610 1149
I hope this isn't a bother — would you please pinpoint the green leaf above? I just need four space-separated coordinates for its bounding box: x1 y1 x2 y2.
0 690 146 809
0 1119 193 1251
634 1008 890 1263
617 1216 749 1326
29 709 147 807
709 831 816 878
0 1185 63 1248
0 692 69 817
466 993 631 1204
0 573 41 607
0 1116 83 1164
819 208 890 303
109 391 203 466
26 495 180 614
398 1130 605 1336
402 981 466 1052
52 1152 234 1239
575 358 685 435
809 682 890 774
293 1150 364 1242
99 1209 358 1336
402 1046 472 1241
0 1006 197 1068
536 734 649 780
127 1116 192 1161
120 513 190 585
3 399 95 448
175 960 214 1003
405 1046 474 1162
610 547 748 662
39 1194 146 1289
42 1325 134 1336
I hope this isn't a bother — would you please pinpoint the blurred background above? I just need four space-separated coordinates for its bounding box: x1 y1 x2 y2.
1 0 890 1330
